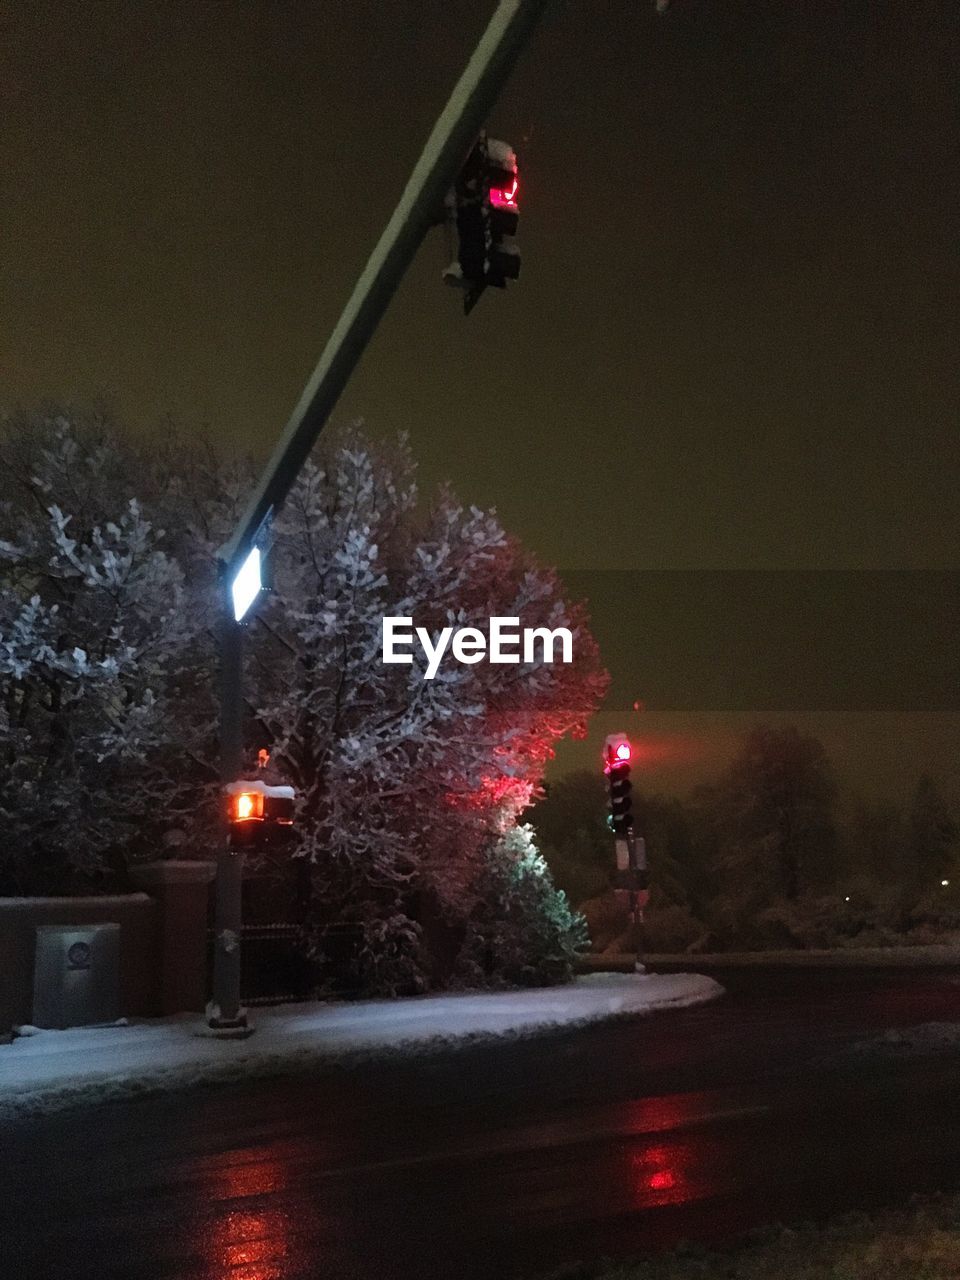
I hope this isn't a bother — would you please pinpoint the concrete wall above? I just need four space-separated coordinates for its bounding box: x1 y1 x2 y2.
0 863 222 1034
0 894 157 1031
128 861 215 1017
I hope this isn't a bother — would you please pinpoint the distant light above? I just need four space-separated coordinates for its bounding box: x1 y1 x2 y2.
231 546 262 621
844 896 850 902
942 879 950 888
615 742 632 763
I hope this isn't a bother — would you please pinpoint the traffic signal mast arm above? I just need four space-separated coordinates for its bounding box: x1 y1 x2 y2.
218 0 549 587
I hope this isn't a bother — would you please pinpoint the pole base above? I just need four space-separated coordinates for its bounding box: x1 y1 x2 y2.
197 1022 255 1040
198 1002 255 1039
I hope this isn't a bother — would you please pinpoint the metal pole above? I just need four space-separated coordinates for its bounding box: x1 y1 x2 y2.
629 833 648 975
208 574 248 1031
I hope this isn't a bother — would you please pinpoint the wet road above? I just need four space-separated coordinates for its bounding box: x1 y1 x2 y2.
3 969 960 1280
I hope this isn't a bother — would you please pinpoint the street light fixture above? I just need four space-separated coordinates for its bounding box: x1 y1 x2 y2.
230 546 262 623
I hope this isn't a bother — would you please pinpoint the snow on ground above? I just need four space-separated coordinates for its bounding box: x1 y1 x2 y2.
849 1018 960 1058
0 972 721 1119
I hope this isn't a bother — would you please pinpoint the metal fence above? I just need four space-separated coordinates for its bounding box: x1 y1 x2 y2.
206 921 364 1006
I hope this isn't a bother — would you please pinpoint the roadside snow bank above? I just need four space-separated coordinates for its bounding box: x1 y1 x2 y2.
0 972 721 1119
849 1020 960 1058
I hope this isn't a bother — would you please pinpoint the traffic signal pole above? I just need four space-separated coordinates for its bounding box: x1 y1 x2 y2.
628 832 648 974
209 0 551 1033
605 733 649 978
208 591 246 1032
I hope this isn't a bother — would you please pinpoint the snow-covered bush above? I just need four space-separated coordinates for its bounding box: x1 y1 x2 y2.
302 909 427 999
453 824 588 988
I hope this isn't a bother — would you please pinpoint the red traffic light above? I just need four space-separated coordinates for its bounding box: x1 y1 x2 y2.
225 780 295 827
603 734 633 770
230 789 264 823
489 176 518 209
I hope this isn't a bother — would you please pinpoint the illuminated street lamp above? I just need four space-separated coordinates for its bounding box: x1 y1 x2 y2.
230 547 262 622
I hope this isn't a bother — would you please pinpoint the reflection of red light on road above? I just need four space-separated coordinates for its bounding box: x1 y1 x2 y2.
195 1146 298 1280
210 1149 290 1199
624 1094 694 1133
209 1208 289 1280
631 1144 691 1208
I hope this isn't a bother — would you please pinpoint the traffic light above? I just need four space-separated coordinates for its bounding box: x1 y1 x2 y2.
445 134 521 313
225 780 295 849
604 734 633 836
484 138 520 286
230 788 263 824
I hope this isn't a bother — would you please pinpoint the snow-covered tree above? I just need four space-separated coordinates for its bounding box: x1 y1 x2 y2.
454 824 588 989
907 774 958 897
250 429 606 986
702 725 837 904
0 410 606 990
0 412 205 890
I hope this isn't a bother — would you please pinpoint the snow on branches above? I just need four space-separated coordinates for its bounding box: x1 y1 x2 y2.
253 429 608 924
0 412 206 889
0 411 605 989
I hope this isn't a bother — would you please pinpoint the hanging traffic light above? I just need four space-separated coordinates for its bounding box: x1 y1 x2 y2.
484 138 520 288
445 134 521 314
604 734 633 836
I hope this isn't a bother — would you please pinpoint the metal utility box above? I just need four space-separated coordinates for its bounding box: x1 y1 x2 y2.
32 923 121 1029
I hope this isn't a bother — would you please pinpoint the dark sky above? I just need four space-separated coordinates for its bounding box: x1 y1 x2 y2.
3 0 959 799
